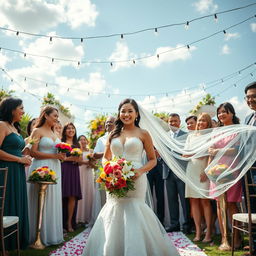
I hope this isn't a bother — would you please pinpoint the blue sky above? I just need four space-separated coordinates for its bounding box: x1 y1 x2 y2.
0 0 255 134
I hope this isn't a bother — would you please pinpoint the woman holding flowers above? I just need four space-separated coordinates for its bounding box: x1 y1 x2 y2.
0 97 31 252
76 135 95 224
82 98 179 256
27 106 65 246
61 123 82 232
208 102 242 250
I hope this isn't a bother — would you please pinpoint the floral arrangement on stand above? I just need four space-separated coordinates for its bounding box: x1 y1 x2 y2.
96 157 136 198
190 93 216 116
28 166 57 183
87 115 107 149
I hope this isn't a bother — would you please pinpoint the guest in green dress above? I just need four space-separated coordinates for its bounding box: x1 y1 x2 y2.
0 97 32 251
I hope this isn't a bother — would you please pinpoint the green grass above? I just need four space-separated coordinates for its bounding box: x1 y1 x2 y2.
9 227 86 256
8 229 248 256
187 233 248 256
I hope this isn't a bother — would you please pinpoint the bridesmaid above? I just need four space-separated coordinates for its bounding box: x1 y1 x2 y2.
76 135 95 224
0 97 31 251
27 106 65 246
61 123 82 232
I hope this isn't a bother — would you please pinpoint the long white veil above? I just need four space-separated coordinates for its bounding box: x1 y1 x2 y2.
138 104 256 198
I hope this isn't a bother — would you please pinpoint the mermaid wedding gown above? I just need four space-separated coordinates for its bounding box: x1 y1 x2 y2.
82 137 179 256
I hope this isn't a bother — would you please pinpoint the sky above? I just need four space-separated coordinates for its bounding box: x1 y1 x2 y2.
0 0 255 135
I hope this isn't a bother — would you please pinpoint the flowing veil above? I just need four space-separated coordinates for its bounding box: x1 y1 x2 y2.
138 104 256 198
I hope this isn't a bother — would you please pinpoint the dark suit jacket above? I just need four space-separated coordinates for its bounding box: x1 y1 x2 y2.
162 129 187 179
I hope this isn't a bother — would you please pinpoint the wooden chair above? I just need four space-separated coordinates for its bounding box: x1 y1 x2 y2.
231 167 256 256
0 167 20 256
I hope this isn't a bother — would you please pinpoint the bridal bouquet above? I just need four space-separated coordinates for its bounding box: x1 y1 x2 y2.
207 164 234 184
96 157 136 198
28 166 57 183
70 148 83 157
55 142 72 153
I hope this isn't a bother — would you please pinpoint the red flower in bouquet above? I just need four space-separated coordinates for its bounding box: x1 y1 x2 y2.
28 166 57 183
96 157 136 198
55 142 72 153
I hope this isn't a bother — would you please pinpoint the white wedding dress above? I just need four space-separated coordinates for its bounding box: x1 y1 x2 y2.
82 137 179 256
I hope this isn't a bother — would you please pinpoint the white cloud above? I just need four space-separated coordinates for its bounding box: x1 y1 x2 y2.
224 32 240 41
221 44 230 55
250 23 256 33
0 0 64 33
60 0 99 28
0 53 10 68
55 72 107 101
143 44 196 68
193 0 218 14
0 0 98 34
22 33 84 71
109 42 137 72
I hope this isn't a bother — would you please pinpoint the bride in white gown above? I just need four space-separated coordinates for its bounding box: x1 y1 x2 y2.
82 99 179 256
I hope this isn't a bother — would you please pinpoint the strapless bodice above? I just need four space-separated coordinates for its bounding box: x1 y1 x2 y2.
110 137 144 168
38 137 60 154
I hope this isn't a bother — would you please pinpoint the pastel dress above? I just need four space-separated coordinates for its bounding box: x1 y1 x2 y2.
27 137 63 246
82 137 179 256
77 151 95 224
0 133 29 250
185 133 210 198
209 134 242 202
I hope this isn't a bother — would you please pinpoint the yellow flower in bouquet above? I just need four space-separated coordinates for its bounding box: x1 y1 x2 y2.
70 148 83 157
28 166 57 183
207 163 234 184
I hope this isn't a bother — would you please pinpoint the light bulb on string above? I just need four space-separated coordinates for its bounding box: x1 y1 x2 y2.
214 14 218 23
51 58 54 63
46 83 48 87
250 73 254 77
154 28 158 36
24 77 26 82
185 21 189 30
49 37 53 44
24 53 26 58
16 31 19 36
110 62 113 67
187 45 190 50
120 34 124 39
80 38 84 43
157 54 159 60
133 60 135 64
238 71 241 76
77 61 80 66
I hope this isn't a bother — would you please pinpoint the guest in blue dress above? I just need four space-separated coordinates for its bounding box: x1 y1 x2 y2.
0 97 31 251
61 122 82 232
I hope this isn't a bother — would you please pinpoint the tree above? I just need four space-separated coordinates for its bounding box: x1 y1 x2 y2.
190 93 216 115
0 89 15 102
20 113 33 138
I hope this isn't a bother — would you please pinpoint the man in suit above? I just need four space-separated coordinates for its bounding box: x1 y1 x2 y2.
147 148 165 225
163 113 191 233
243 81 256 256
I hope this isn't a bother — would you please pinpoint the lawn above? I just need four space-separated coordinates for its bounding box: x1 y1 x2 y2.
8 230 247 256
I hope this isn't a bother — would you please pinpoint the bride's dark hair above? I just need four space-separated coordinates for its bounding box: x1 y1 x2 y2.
109 98 140 142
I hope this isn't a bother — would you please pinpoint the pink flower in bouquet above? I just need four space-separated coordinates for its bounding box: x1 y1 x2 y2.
28 166 57 183
96 157 135 197
55 142 72 153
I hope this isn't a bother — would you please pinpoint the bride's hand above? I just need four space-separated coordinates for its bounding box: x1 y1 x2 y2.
133 169 144 180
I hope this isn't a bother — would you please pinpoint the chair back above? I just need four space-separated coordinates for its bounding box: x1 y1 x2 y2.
244 167 256 224
0 167 8 229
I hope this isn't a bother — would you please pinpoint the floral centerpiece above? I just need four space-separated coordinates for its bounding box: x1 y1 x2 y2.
207 163 234 184
28 166 57 183
70 148 83 157
55 142 72 153
96 157 136 198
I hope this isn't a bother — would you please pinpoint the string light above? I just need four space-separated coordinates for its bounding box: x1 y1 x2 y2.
185 21 189 30
157 54 160 60
0 15 253 66
16 31 19 36
0 3 254 42
80 38 84 43
214 14 218 22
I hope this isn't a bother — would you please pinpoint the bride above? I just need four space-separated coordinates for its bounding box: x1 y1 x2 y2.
82 98 179 255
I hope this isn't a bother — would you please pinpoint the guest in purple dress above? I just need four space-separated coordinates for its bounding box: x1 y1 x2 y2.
61 122 82 232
